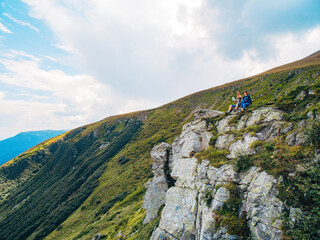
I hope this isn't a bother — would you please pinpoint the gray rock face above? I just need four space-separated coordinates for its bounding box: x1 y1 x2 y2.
246 107 283 126
237 115 249 130
147 108 287 240
212 187 230 210
281 124 293 134
295 132 307 146
171 157 198 189
298 120 307 128
193 109 223 121
173 120 212 160
285 131 307 146
207 164 238 186
244 172 284 240
142 143 172 224
295 91 308 101
227 133 258 159
286 132 297 146
215 134 235 150
239 166 260 193
217 116 236 133
158 187 198 239
256 122 284 141
150 228 177 240
289 207 303 226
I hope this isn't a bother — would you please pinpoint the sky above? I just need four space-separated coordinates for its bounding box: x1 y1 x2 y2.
0 0 320 140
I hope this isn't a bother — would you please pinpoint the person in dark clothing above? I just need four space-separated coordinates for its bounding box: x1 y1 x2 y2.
241 90 252 110
227 91 242 113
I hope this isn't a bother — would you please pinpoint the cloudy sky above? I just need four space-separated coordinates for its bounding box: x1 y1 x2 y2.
0 0 320 140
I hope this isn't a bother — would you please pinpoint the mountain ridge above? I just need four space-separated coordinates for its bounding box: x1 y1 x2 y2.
0 130 67 166
0 51 319 240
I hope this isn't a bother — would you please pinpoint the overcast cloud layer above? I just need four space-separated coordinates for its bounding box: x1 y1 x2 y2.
0 0 320 139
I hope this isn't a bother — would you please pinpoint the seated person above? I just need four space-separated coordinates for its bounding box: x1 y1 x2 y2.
227 91 242 113
241 90 252 110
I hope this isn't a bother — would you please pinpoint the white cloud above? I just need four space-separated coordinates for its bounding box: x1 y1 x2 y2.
0 91 5 99
1 49 41 62
0 22 12 33
42 55 57 62
21 0 320 102
2 0 320 139
52 43 79 54
0 97 67 140
0 50 161 139
3 13 39 32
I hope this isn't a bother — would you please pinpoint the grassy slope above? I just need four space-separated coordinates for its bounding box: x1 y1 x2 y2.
47 52 320 240
0 52 319 240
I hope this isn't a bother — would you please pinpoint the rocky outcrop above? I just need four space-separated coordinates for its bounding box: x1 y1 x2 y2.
144 108 291 240
227 133 257 159
242 171 284 240
245 107 283 127
142 143 172 224
156 187 198 239
172 120 212 160
215 134 235 150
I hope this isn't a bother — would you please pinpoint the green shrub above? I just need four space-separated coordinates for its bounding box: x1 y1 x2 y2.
233 155 253 172
195 147 229 167
264 142 275 151
307 123 320 148
283 112 308 122
244 124 264 133
209 135 218 146
203 188 213 207
250 140 263 149
280 162 320 240
214 182 250 238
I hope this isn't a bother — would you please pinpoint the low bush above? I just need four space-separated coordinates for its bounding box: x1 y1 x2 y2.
195 147 229 167
307 123 320 148
280 161 320 240
209 135 218 146
214 182 250 238
233 155 253 172
203 188 213 207
283 112 308 122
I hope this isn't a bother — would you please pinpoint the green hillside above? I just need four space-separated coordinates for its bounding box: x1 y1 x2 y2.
0 52 320 240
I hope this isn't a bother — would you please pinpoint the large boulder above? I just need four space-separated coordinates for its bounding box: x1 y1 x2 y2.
158 187 198 239
244 171 284 240
172 120 212 160
171 157 198 189
150 228 178 240
211 187 230 210
172 120 212 159
246 107 283 127
207 164 239 186
227 133 258 159
256 122 284 141
217 116 236 133
215 134 235 150
193 109 223 121
142 143 171 224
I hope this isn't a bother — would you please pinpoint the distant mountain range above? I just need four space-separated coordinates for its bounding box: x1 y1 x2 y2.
0 130 66 165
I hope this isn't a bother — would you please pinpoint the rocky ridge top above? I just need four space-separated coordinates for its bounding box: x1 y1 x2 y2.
142 107 311 240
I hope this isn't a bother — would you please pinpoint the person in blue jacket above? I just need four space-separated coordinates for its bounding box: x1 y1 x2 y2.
241 90 252 110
